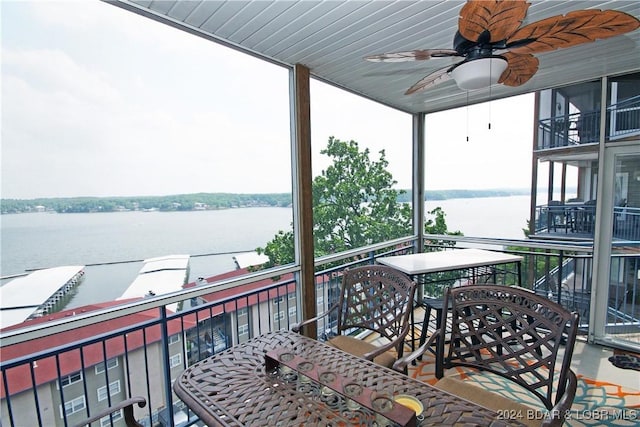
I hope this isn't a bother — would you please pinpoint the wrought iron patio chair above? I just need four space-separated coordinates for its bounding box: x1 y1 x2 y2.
292 265 416 371
395 285 579 427
73 396 146 427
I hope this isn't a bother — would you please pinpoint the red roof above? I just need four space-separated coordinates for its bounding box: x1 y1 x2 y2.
0 267 334 398
185 267 334 315
0 299 194 398
187 268 298 312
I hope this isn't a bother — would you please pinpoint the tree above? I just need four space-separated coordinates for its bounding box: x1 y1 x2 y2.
257 137 461 268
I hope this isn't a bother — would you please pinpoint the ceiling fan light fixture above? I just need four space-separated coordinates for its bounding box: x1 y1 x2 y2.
450 57 508 90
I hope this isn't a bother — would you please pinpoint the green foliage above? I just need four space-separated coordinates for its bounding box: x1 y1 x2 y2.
312 137 412 254
257 230 295 270
504 221 561 292
257 137 462 268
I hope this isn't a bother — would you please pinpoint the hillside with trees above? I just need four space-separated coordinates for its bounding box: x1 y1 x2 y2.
1 186 529 215
0 193 292 214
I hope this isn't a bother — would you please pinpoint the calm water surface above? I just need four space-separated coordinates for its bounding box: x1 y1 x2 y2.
1 196 531 308
1 208 293 307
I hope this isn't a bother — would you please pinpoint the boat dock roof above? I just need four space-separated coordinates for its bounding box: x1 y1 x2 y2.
0 266 85 329
232 251 269 269
118 255 190 301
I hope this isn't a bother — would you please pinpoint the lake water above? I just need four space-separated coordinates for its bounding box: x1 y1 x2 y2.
425 195 531 239
0 195 531 308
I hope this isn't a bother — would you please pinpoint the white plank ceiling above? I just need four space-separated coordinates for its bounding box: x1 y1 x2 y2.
111 0 640 114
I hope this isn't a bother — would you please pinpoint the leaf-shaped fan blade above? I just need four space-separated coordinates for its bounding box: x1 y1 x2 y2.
405 66 453 94
459 0 529 43
498 52 539 86
365 49 459 62
508 10 640 54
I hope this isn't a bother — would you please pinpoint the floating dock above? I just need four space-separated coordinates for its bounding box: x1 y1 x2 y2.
118 255 190 304
0 266 85 329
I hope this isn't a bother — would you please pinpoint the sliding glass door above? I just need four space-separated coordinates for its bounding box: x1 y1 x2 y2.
593 143 640 350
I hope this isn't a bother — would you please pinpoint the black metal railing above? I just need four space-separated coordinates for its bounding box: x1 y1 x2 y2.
533 204 640 241
538 110 599 149
2 236 639 426
608 95 640 141
537 95 640 150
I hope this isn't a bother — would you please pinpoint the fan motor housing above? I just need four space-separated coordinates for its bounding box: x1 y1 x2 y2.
453 30 506 59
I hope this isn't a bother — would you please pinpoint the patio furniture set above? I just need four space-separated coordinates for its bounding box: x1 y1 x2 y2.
166 249 579 426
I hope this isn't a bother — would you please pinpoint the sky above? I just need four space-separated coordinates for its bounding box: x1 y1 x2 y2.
1 0 536 199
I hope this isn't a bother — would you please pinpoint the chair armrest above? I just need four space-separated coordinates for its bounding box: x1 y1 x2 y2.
72 396 146 427
291 304 338 334
362 334 400 360
392 328 441 373
541 369 578 427
364 319 412 360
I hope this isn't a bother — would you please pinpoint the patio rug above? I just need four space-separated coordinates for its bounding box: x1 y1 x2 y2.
408 356 640 426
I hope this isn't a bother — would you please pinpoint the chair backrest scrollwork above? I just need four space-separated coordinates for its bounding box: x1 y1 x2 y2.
338 266 416 356
438 285 579 411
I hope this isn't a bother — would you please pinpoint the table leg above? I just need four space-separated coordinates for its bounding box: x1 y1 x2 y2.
517 261 522 286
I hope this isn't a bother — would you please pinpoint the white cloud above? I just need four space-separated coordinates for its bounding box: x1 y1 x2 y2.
3 47 120 104
1 0 293 198
1 0 534 199
424 94 534 190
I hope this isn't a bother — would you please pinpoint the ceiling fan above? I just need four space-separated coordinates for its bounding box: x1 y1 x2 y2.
365 0 640 93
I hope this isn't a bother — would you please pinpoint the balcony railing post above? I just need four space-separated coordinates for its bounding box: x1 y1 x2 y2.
557 250 564 304
160 307 175 427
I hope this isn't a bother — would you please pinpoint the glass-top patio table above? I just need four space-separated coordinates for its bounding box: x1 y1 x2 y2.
173 330 523 426
377 248 522 283
377 248 524 351
377 248 523 297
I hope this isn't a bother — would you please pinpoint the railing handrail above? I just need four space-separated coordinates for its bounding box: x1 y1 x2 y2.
539 95 640 124
424 233 594 253
0 273 301 370
313 235 416 266
0 235 593 349
0 236 416 348
0 263 299 347
607 94 640 111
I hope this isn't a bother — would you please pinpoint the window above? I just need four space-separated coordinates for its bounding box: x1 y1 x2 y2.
288 307 297 318
60 396 85 418
273 296 284 304
100 410 123 427
274 311 285 321
238 324 249 336
95 358 118 374
97 380 121 401
170 353 182 368
237 308 248 317
59 371 82 388
607 73 640 141
168 334 180 345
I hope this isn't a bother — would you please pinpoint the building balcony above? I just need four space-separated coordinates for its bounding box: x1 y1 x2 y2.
2 236 639 426
533 204 640 242
537 95 640 151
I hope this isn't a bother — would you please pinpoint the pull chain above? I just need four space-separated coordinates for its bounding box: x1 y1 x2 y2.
466 90 470 142
488 58 492 130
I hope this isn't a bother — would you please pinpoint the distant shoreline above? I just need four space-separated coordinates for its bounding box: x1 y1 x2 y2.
1 188 557 214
